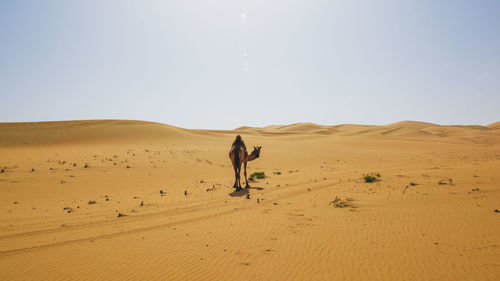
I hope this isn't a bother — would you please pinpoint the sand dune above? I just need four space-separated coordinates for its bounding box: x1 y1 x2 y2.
488 121 500 129
1 120 500 280
233 121 500 144
0 120 194 147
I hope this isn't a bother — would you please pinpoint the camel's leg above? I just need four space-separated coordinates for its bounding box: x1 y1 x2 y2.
236 164 242 190
233 165 239 188
244 161 250 188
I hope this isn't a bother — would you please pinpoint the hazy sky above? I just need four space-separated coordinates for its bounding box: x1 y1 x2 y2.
1 1 499 129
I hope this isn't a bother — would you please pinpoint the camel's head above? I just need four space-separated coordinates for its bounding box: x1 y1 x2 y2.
252 146 262 158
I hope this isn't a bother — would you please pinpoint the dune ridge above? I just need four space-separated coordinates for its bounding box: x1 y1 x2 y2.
234 121 500 144
2 119 499 147
488 121 500 129
0 120 193 147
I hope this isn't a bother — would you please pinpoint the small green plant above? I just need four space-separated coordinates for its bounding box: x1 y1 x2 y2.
376 173 381 178
249 171 265 181
364 175 377 183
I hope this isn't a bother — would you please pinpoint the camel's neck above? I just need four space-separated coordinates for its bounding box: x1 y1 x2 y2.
246 153 258 161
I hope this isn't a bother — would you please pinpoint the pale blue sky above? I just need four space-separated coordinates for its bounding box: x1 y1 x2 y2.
1 0 499 129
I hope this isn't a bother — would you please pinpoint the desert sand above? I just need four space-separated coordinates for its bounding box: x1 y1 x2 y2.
1 120 500 280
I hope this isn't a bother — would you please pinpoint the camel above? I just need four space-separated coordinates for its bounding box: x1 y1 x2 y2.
229 135 262 190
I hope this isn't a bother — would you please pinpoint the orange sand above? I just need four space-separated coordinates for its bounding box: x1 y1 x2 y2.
1 120 500 280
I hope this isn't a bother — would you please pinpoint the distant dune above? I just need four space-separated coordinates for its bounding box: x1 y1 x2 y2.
488 121 500 129
1 120 499 148
234 120 500 144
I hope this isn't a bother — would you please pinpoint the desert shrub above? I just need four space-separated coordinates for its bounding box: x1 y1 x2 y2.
249 171 265 181
364 175 377 183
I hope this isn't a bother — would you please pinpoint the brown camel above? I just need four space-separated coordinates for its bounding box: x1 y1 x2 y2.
229 135 262 190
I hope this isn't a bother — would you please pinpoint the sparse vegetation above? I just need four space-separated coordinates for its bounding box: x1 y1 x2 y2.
249 171 265 181
88 200 96 204
364 175 377 183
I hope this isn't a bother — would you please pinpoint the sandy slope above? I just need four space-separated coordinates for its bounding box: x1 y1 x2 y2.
1 120 500 281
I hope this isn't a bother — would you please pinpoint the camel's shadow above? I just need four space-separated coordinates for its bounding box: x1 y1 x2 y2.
228 186 264 197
